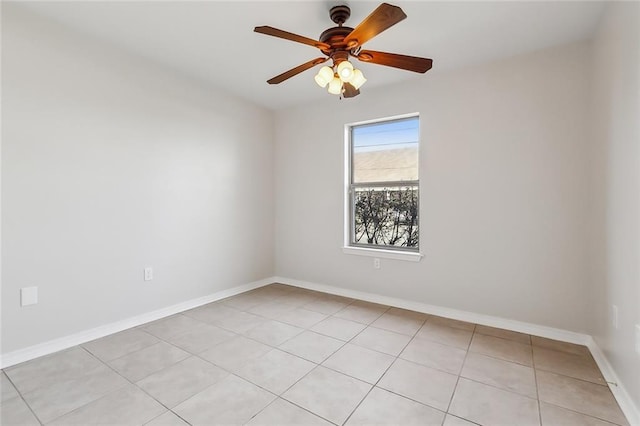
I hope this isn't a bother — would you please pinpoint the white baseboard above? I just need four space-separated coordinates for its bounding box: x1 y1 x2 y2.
0 277 275 369
275 276 639 425
587 337 640 426
274 276 591 345
3 275 637 425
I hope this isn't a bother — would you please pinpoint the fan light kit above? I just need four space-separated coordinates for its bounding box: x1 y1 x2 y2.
315 62 367 95
254 3 432 98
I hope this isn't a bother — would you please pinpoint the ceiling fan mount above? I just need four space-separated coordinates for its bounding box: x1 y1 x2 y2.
254 3 433 97
329 5 351 26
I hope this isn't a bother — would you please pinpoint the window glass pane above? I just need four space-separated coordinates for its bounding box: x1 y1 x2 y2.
352 185 419 249
352 117 419 183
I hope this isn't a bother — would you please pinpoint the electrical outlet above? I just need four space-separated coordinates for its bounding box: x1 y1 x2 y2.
144 267 153 281
635 324 640 355
373 258 381 269
612 305 619 329
21 287 38 306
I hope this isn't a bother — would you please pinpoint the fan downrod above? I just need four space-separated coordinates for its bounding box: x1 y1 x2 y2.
329 5 351 25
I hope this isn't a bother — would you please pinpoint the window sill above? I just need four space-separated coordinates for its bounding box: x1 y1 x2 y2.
342 246 423 262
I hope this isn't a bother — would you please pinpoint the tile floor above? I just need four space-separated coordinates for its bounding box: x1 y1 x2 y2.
0 284 629 426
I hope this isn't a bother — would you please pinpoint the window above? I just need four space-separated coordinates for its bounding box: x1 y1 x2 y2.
345 115 420 257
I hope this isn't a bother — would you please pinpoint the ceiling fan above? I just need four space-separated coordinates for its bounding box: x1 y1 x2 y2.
254 3 433 98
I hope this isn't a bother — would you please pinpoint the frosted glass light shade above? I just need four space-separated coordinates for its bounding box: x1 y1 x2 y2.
337 61 354 82
351 69 367 90
314 66 334 87
327 76 343 95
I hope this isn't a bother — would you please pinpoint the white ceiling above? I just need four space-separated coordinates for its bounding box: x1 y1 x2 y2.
18 1 606 110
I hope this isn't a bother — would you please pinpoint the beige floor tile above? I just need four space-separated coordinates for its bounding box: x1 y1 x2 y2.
283 366 371 425
351 326 412 356
108 342 190 382
236 349 315 394
198 335 272 372
276 308 327 329
351 327 411 356
248 301 297 319
0 396 40 426
166 323 235 354
303 297 352 315
245 398 332 425
221 293 268 311
323 343 395 384
469 333 533 366
136 356 228 408
370 308 427 336
244 320 304 346
143 314 207 340
210 309 266 334
255 283 294 292
83 328 159 362
443 414 477 425
145 410 190 426
1 372 19 402
461 352 537 398
182 303 240 324
279 330 345 363
378 359 458 411
449 378 540 426
537 371 628 425
174 375 276 426
49 384 165 426
474 324 531 344
416 322 473 349
253 284 295 298
540 402 620 426
334 301 389 324
3 287 620 426
389 307 429 320
400 337 467 375
311 316 367 341
275 290 320 308
533 346 605 385
346 387 445 425
5 347 103 394
427 316 476 331
22 364 128 423
532 336 591 357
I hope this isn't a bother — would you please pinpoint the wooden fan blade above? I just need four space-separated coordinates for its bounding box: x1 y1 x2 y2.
254 26 330 50
343 82 360 98
344 3 407 49
356 50 433 73
267 57 328 84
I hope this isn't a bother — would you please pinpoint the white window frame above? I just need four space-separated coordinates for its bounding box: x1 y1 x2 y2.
343 113 423 262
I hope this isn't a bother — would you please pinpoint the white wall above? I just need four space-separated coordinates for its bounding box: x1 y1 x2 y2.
275 41 593 333
1 5 274 354
590 1 640 410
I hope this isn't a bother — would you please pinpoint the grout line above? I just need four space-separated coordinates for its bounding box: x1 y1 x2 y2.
38 346 176 425
2 372 45 426
532 341 543 426
444 325 474 415
5 284 621 426
444 413 483 425
341 309 427 425
539 401 628 426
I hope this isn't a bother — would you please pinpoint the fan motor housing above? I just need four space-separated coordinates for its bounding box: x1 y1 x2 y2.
319 4 355 60
319 26 353 45
319 26 354 60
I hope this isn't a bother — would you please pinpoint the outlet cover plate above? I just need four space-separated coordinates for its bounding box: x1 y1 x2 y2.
21 287 38 306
